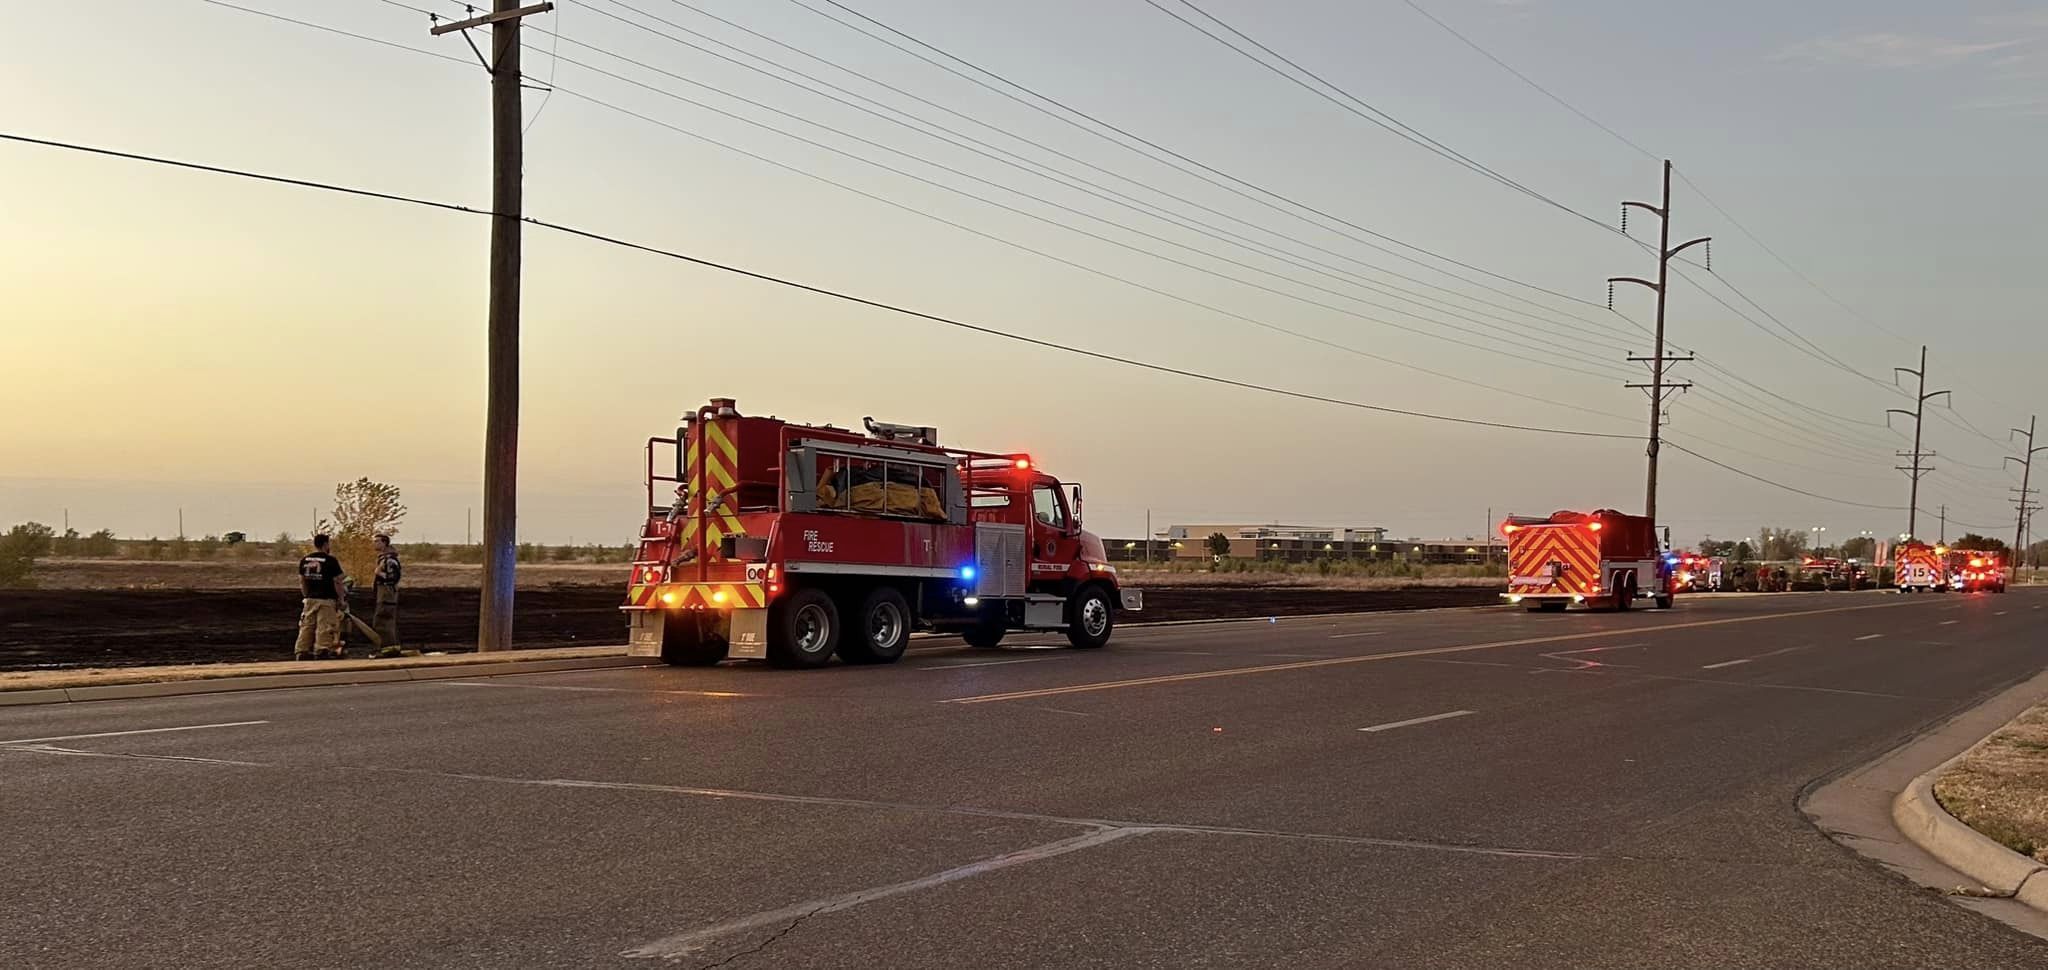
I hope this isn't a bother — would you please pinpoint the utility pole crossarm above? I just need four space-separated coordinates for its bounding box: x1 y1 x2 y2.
1608 275 1660 292
430 2 554 35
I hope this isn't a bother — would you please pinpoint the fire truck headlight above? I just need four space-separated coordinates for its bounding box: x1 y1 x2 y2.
963 596 980 607
1507 594 1523 603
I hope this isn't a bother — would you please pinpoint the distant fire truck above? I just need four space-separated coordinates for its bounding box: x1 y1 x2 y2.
1946 549 2008 594
623 399 1141 668
1894 541 1946 593
1672 553 1725 592
1501 509 1676 612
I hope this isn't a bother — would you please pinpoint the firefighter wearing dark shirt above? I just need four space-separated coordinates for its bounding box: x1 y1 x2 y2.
294 534 348 660
371 534 403 657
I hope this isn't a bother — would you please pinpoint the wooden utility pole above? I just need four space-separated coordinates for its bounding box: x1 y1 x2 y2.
1886 346 1948 541
431 2 551 652
1610 160 1709 527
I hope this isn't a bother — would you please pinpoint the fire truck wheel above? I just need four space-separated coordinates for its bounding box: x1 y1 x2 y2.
1066 585 1114 649
840 587 911 665
1613 574 1636 612
1654 594 1674 610
962 621 1006 649
660 612 728 667
768 588 840 669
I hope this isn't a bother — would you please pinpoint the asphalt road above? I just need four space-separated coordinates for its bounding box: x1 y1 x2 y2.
4 589 2045 969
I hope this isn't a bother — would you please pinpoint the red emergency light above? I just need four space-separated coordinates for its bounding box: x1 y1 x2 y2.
1587 521 1604 532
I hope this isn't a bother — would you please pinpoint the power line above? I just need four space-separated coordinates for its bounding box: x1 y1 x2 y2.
1398 0 1658 162
628 0 1637 343
220 0 1646 421
541 8 1641 359
1664 440 1903 511
797 0 1622 318
1143 0 1610 232
572 0 1641 352
1 130 1645 441
523 47 1633 381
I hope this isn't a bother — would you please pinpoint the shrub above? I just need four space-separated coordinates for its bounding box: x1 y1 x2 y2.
0 522 55 588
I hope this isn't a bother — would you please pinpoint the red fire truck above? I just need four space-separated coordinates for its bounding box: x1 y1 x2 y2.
1946 549 2008 593
1501 509 1676 612
1894 541 1945 593
623 399 1142 668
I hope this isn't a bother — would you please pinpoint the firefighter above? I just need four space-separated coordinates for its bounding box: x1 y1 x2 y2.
294 534 347 660
371 533 404 658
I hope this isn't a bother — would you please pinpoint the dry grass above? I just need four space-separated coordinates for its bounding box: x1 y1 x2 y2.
1935 703 2048 863
1111 568 1500 590
33 558 625 591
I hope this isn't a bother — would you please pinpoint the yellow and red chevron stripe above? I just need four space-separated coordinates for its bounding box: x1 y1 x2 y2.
1508 525 1601 595
624 582 768 610
696 421 749 557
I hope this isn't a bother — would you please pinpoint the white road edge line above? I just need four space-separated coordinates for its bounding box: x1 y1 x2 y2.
621 827 1149 960
1700 658 1753 670
1329 631 1385 639
1854 634 1885 641
1358 710 1476 733
1939 620 1960 626
0 720 270 746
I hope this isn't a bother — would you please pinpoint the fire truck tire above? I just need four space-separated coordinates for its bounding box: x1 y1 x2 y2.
659 612 729 667
768 588 840 669
839 587 911 665
1654 594 1674 610
1066 585 1114 649
1613 574 1636 612
962 621 1006 649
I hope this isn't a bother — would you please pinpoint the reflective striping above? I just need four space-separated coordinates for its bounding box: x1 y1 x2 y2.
1508 525 1601 596
704 421 739 465
705 459 738 491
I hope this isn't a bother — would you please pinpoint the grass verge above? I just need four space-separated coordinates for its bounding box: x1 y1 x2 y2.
1935 702 2048 863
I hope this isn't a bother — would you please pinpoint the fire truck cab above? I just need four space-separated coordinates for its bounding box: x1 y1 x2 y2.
1501 509 1676 612
623 399 1142 668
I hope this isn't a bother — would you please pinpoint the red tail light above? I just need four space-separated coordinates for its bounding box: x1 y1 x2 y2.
1587 522 1604 532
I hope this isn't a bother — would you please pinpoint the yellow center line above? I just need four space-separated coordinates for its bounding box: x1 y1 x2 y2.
939 600 1914 705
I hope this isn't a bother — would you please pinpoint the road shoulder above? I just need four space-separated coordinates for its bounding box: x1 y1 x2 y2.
1804 665 2048 940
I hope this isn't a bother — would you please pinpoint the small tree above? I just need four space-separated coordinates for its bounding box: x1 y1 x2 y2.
53 528 80 556
319 478 406 581
80 528 118 557
1735 541 1755 562
271 532 298 558
0 522 55 588
1839 536 1876 561
1952 533 2009 556
1206 532 1231 557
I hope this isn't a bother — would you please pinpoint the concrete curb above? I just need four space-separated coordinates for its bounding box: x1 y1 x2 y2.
0 656 654 707
1892 740 2048 905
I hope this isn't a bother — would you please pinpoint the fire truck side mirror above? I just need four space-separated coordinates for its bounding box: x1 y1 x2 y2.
1069 484 1083 530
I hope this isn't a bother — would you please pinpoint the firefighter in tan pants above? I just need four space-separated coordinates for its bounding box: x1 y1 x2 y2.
294 534 348 660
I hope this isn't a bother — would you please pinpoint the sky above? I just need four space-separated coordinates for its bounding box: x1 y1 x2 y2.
3 0 2045 548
